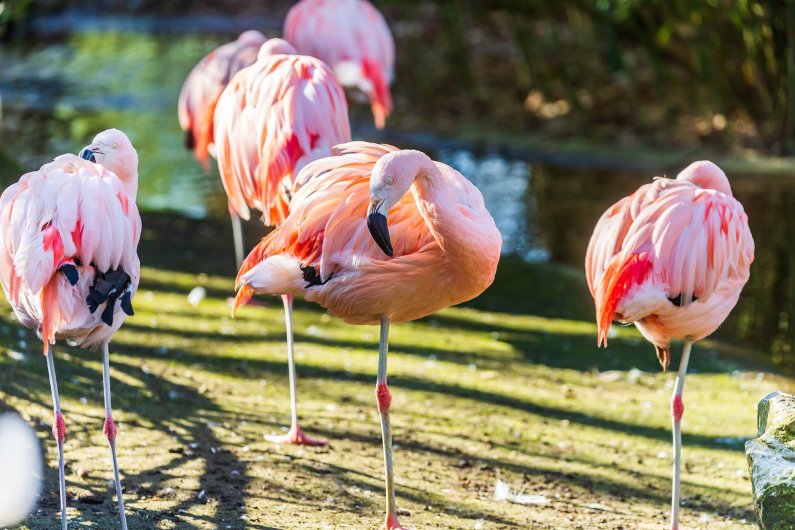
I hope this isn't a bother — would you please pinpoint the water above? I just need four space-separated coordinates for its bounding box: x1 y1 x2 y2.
0 15 791 363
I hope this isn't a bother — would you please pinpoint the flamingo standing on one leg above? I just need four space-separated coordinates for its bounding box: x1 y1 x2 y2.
178 30 267 170
584 161 754 530
284 0 395 129
214 39 351 445
233 142 501 528
0 129 141 529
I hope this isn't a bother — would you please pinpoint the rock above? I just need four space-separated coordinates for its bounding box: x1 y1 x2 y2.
746 391 795 529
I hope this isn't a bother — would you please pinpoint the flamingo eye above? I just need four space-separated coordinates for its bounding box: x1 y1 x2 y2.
113 144 118 150
385 175 394 185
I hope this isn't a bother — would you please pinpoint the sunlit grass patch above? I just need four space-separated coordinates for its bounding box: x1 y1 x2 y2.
0 249 785 528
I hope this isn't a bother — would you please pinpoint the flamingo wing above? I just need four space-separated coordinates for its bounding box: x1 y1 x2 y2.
0 155 141 343
178 31 266 167
586 179 754 346
214 54 351 226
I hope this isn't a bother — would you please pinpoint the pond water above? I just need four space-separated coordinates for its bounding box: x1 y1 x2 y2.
0 15 792 364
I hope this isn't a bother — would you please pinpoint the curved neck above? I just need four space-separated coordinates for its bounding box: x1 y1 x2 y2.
114 169 138 201
123 170 138 201
110 166 138 201
409 162 497 270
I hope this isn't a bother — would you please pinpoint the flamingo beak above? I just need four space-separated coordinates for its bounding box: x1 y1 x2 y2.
79 145 98 162
367 198 393 257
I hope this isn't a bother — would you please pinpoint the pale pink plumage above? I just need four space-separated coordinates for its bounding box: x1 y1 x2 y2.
1 130 142 528
585 160 754 367
178 30 267 168
0 130 141 350
284 0 395 129
234 141 501 324
213 42 351 226
585 160 754 530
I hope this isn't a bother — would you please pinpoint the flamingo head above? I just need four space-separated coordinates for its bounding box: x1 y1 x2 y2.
80 128 139 195
367 149 436 257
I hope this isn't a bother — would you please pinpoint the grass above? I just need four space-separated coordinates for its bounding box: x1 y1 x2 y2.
0 213 790 529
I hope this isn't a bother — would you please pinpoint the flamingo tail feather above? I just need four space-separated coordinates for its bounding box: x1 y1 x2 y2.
596 252 653 347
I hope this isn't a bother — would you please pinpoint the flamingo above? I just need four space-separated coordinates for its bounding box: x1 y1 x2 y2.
284 0 395 129
0 129 141 530
233 142 502 528
584 161 754 530
178 30 267 169
214 38 351 265
214 39 351 445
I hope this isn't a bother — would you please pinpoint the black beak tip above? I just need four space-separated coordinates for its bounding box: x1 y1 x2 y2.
121 291 134 316
58 264 79 286
367 212 393 257
101 302 115 326
184 129 196 150
79 149 96 162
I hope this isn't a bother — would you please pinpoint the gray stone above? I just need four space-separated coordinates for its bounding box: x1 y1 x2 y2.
746 391 795 529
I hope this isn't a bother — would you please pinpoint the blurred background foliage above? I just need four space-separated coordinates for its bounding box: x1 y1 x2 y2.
2 0 794 154
394 0 795 155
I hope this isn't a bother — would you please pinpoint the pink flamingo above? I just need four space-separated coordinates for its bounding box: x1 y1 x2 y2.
284 0 395 129
233 142 501 528
178 30 267 168
214 39 351 445
585 161 754 529
214 38 351 264
0 129 141 530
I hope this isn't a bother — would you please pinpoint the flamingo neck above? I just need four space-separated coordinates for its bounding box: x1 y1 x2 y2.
119 169 139 201
410 163 499 275
676 160 732 196
102 161 138 201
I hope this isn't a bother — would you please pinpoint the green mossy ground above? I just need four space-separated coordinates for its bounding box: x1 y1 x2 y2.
0 213 790 529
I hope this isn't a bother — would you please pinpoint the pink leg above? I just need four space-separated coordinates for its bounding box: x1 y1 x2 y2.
102 344 128 530
46 345 68 530
265 295 327 446
376 318 407 530
670 339 692 530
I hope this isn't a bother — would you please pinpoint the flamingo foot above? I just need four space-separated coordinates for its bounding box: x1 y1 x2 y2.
264 424 327 446
381 513 407 530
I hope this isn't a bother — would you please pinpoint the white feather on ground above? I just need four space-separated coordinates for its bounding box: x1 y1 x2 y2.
493 479 549 505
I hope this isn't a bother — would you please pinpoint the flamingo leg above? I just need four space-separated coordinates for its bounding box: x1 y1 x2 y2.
670 339 693 530
102 343 128 530
230 212 244 269
265 295 327 446
375 317 406 530
46 344 68 530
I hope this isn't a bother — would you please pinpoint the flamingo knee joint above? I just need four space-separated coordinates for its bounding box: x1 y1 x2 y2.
52 412 66 443
376 382 391 414
104 415 117 442
671 394 684 421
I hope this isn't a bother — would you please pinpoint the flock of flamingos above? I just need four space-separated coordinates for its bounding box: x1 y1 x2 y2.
0 0 755 529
